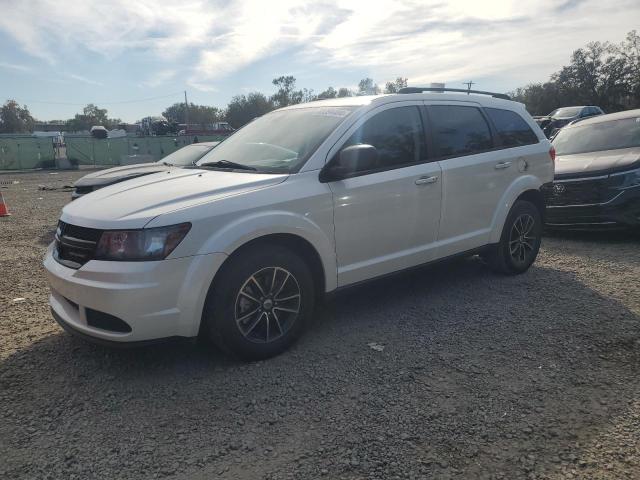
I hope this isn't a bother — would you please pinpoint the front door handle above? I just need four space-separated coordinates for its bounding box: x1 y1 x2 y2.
495 161 512 169
415 176 438 185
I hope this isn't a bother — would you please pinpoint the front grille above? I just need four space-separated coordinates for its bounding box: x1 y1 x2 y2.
542 177 618 207
54 221 103 269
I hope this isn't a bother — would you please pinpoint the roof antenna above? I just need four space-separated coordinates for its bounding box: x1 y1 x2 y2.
463 81 475 94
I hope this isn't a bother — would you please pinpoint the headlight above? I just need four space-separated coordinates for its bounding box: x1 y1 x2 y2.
616 167 640 189
95 223 191 261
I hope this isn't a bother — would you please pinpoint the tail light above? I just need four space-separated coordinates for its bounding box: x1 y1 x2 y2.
549 146 556 163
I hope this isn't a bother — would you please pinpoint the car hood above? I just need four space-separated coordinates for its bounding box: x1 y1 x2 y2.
73 163 173 187
554 146 640 178
62 168 288 229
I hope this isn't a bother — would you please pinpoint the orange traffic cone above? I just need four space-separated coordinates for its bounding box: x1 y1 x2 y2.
0 191 11 217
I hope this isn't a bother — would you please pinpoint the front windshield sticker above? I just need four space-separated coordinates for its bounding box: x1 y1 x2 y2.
312 108 352 118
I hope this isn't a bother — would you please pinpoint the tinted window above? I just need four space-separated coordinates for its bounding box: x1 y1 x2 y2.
429 105 493 157
550 107 582 118
553 117 640 155
342 106 424 170
486 108 539 147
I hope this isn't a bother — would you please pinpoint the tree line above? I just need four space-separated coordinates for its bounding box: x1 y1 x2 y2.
160 76 408 129
0 76 408 134
1 30 638 134
511 30 639 115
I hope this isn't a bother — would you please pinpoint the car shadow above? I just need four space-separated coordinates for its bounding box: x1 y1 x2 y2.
1 256 639 479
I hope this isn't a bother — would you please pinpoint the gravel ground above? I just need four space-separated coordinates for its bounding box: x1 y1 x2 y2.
1 170 639 480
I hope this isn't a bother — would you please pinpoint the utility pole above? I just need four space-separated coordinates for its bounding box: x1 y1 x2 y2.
184 90 190 134
463 81 475 94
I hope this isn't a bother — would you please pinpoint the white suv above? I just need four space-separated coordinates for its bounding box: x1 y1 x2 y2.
44 89 554 359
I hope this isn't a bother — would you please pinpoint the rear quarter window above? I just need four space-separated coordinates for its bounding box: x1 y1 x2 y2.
485 108 539 147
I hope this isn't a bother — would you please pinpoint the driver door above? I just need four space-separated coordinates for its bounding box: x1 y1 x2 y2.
324 103 442 287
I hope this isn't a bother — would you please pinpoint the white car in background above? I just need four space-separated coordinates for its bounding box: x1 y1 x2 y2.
45 89 554 360
72 141 219 199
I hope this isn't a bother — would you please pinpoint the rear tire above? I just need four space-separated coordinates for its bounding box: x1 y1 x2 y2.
202 244 315 360
484 200 542 275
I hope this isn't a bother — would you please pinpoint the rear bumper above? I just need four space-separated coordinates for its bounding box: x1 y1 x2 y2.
544 186 640 229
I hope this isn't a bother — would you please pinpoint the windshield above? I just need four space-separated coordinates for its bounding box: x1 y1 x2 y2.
553 116 640 155
196 106 356 173
158 144 214 166
550 107 582 118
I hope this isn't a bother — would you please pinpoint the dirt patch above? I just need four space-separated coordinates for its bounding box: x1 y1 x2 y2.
1 170 639 479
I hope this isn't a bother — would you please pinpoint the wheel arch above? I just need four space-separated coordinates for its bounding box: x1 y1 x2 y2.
489 175 544 244
222 233 328 297
516 189 545 220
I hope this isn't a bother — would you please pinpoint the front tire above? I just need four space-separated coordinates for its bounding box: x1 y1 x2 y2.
484 200 542 275
202 244 315 360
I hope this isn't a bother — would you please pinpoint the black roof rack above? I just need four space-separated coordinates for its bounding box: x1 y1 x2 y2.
398 87 510 101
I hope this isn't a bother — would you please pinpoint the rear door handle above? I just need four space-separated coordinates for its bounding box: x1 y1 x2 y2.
415 176 438 185
495 161 512 169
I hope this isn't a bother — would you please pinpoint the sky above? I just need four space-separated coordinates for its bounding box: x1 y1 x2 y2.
0 0 638 123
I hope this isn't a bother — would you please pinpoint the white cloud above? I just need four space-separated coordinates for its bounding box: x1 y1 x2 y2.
1 0 639 93
66 73 104 86
140 69 178 88
0 61 32 72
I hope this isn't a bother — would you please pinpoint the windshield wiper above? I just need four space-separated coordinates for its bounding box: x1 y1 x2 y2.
198 160 257 171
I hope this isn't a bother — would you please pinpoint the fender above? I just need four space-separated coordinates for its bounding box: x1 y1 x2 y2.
489 174 543 244
197 210 338 292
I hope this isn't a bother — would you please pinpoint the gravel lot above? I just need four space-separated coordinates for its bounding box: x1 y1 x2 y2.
1 170 639 480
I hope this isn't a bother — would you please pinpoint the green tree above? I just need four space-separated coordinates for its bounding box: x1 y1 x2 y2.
162 102 223 127
384 77 408 94
224 92 275 128
511 30 640 114
337 87 354 98
65 104 121 132
271 75 301 107
0 100 35 133
357 77 380 95
510 83 563 116
317 86 338 99
614 30 640 108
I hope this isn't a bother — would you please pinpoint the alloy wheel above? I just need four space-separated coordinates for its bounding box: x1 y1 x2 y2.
234 267 301 343
509 213 536 265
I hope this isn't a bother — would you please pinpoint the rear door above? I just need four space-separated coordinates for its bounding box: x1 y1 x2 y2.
425 102 511 256
327 102 443 287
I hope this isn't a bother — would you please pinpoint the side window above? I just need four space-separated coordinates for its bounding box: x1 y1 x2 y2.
429 105 493 158
341 106 424 171
485 107 539 147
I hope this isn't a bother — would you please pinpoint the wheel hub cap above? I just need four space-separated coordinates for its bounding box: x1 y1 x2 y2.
509 213 536 265
234 266 301 344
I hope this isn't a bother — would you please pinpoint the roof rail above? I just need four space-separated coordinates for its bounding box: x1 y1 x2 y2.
398 87 510 101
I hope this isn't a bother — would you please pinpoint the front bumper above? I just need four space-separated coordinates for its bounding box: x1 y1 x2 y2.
44 243 227 344
544 186 640 229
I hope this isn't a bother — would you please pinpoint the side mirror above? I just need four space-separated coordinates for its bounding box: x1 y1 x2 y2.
319 144 379 182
